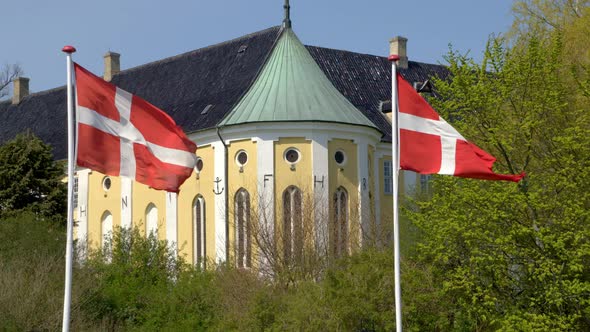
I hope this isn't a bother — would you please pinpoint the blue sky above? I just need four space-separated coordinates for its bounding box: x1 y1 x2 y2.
2 0 514 95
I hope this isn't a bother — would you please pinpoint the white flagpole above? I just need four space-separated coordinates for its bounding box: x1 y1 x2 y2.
62 45 77 332
389 54 402 332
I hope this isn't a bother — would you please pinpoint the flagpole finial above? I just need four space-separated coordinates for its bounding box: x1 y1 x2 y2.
283 0 292 28
62 46 77 54
388 55 400 62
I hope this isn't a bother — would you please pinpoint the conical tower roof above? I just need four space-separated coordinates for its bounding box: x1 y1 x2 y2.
219 28 379 130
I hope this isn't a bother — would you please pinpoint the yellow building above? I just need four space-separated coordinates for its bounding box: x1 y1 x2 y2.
0 13 447 268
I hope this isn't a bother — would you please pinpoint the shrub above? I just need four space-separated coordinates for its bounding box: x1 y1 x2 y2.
0 212 95 331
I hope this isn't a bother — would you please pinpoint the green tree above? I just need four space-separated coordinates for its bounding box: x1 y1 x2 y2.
511 0 590 35
0 131 66 219
511 1 590 114
407 28 590 331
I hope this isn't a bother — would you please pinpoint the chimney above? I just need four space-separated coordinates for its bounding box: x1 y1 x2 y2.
12 77 30 105
389 36 408 69
103 51 120 81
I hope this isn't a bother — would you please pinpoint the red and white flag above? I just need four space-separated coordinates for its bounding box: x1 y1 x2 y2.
74 64 197 192
397 73 524 182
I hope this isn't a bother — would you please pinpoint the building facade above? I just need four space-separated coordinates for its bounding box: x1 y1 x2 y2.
0 22 447 267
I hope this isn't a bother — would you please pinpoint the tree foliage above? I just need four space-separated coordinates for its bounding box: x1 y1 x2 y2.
0 212 96 331
407 8 590 330
511 0 589 35
83 227 221 329
0 211 447 331
0 131 66 219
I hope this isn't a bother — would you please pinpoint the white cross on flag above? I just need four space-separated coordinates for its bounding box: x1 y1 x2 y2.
397 73 524 182
74 64 197 192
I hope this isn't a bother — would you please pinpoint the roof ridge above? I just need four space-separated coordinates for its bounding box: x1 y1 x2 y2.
0 85 66 108
305 44 388 59
117 26 282 77
407 59 447 68
306 44 448 68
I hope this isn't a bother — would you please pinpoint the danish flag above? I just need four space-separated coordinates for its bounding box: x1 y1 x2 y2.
397 73 524 182
74 64 197 192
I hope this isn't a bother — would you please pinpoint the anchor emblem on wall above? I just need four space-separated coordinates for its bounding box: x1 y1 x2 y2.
213 177 224 195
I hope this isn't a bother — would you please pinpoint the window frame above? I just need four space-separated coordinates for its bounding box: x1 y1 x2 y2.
283 147 301 165
146 203 158 237
235 150 249 167
101 210 113 261
334 149 347 166
193 195 206 268
283 186 303 265
332 187 349 257
234 188 251 268
383 160 393 195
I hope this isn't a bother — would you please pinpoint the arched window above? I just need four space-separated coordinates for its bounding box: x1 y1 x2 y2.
283 186 303 264
235 188 251 268
193 195 206 268
333 187 349 257
146 203 158 237
101 210 113 250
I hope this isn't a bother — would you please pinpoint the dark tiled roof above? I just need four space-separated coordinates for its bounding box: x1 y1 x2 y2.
307 46 449 142
0 87 68 160
0 26 449 159
0 26 282 160
110 26 282 133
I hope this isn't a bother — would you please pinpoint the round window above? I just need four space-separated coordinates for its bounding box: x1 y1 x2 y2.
284 148 300 164
102 176 112 191
334 150 346 165
236 150 248 166
195 158 204 172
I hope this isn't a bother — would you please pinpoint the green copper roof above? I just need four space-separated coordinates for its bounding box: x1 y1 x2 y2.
219 29 378 129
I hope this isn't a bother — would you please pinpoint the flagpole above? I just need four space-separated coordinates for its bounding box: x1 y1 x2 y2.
62 45 76 332
388 54 402 332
